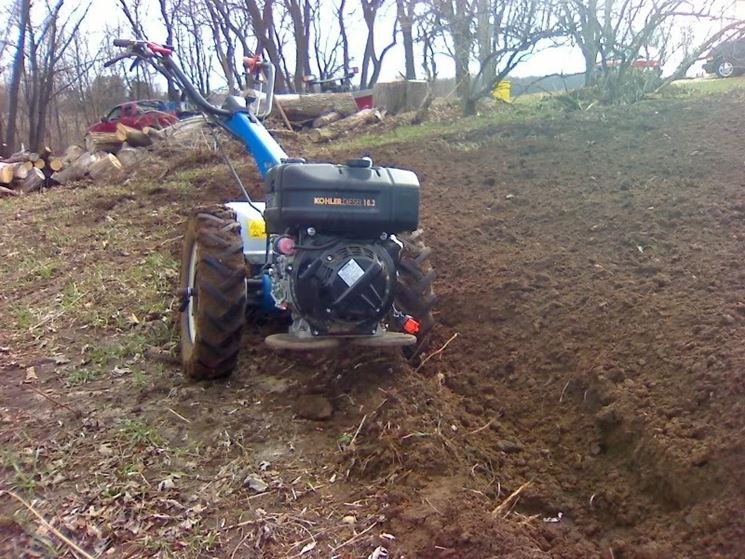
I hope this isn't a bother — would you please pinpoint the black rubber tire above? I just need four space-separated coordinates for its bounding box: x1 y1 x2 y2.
715 58 735 79
179 205 247 380
395 230 436 360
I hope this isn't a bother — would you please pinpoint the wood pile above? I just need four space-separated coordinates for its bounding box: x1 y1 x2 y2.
307 108 383 143
272 92 384 141
0 116 210 197
0 99 388 198
0 146 67 195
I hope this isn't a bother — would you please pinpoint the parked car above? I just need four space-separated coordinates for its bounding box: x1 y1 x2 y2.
703 38 745 78
87 100 178 134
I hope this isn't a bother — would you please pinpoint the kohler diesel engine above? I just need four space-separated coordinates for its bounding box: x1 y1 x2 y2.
264 158 420 340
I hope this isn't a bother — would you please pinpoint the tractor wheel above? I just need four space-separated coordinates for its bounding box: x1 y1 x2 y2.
395 230 436 360
179 205 247 380
716 59 735 79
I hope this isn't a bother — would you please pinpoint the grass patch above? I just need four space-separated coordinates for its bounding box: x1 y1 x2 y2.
119 419 163 448
65 368 102 386
672 76 745 95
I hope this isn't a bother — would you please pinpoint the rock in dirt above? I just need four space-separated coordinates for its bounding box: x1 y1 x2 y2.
244 474 269 493
295 394 333 420
496 439 524 453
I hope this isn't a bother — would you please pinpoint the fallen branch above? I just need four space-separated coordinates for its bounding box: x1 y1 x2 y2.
492 481 532 517
25 385 81 417
328 521 378 553
2 491 95 559
414 332 459 373
0 185 20 197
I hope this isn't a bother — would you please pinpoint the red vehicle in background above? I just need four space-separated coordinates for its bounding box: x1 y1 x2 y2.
87 100 178 134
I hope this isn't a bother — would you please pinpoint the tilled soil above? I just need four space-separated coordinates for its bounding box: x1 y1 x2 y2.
1 90 744 558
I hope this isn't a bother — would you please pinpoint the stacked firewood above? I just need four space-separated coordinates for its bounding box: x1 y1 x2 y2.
0 147 67 196
0 117 210 198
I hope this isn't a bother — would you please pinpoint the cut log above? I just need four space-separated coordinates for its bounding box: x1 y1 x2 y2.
88 153 123 182
63 144 85 164
0 185 20 197
85 133 122 154
116 147 145 168
48 158 64 172
276 93 358 122
14 163 30 180
3 150 39 164
0 162 17 184
312 111 343 128
142 126 166 141
51 152 99 185
268 129 300 140
308 109 383 143
34 159 46 170
21 168 46 193
38 146 53 160
115 122 153 148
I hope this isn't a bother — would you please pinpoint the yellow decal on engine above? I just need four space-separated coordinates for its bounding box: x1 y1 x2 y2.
248 219 266 238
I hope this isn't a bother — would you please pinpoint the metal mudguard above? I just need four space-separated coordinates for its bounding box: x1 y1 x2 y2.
224 201 268 266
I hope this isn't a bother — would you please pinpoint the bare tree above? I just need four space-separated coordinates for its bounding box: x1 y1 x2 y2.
4 0 30 156
310 1 344 80
159 0 184 101
359 0 398 89
431 0 559 115
559 0 737 101
244 0 291 91
174 0 214 95
396 0 418 79
24 1 91 151
337 0 352 79
284 0 312 91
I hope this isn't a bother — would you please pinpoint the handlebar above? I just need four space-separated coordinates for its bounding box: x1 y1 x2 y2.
106 39 275 119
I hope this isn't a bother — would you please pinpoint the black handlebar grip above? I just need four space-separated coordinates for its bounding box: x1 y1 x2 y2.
113 39 133 47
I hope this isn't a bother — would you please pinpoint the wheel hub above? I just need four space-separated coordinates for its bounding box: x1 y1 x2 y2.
719 61 734 78
186 243 198 344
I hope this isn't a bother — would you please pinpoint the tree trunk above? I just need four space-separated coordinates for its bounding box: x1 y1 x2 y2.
115 147 146 168
115 122 153 148
462 97 477 117
21 168 46 193
338 0 351 79
276 93 358 122
52 152 98 184
63 144 85 163
0 163 19 184
308 108 382 143
4 0 30 157
396 0 416 80
85 133 123 154
312 111 343 128
88 153 123 183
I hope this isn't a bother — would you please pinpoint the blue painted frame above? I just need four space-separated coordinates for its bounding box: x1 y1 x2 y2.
224 112 288 179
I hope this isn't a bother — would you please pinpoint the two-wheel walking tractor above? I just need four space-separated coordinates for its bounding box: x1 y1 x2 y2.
107 40 435 380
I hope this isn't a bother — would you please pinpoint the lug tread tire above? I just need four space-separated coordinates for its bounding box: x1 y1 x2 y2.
395 230 436 360
180 205 246 380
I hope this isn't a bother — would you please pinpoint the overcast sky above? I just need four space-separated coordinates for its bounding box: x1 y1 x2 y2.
74 0 745 89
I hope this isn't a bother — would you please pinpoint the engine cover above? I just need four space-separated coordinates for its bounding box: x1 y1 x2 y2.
264 161 420 236
288 239 399 335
